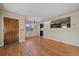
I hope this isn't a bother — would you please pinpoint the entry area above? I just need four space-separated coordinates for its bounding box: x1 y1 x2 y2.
4 17 19 45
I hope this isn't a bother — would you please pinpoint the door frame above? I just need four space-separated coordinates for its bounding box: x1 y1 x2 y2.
4 17 19 45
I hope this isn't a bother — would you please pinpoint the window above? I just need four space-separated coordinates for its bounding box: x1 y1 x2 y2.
26 23 33 31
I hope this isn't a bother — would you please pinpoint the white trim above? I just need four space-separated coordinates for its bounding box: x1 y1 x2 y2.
44 37 79 47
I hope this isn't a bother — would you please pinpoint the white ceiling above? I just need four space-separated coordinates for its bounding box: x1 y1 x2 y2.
0 3 79 22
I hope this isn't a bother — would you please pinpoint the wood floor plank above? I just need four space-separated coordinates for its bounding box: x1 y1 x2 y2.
0 36 79 56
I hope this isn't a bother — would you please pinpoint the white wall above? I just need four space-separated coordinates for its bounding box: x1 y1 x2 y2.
0 10 4 46
25 23 40 37
0 10 25 46
43 10 79 47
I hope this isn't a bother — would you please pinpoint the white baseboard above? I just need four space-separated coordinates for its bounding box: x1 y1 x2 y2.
44 37 79 47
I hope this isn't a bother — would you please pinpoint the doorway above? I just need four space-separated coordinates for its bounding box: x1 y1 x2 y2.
4 17 19 45
40 24 44 36
40 31 43 36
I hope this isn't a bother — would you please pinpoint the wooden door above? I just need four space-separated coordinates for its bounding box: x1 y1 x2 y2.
4 17 19 45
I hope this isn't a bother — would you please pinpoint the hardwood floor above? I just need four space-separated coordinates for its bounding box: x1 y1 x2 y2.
0 36 79 56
